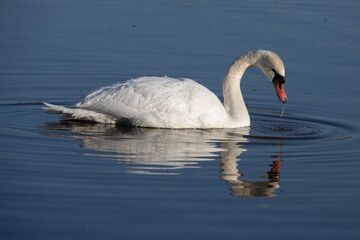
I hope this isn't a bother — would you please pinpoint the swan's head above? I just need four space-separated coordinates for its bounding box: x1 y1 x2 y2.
256 50 287 103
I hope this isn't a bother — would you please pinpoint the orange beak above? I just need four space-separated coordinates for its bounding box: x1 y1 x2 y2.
273 79 287 103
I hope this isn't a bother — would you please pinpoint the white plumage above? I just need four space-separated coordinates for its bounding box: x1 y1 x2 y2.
43 50 287 129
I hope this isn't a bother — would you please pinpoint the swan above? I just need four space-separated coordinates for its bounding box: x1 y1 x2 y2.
43 50 287 129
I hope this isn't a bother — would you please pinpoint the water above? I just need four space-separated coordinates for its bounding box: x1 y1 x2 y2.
1 0 360 239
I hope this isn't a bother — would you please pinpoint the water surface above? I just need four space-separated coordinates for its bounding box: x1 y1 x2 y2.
1 0 360 239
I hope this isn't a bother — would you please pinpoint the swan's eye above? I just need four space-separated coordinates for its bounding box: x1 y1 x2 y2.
272 69 285 88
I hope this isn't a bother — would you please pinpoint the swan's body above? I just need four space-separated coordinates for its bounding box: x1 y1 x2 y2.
43 50 287 129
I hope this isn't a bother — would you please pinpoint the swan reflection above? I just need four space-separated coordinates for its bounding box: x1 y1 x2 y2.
44 121 283 197
220 141 283 198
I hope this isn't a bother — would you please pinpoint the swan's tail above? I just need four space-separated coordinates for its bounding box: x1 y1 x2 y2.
42 102 116 123
42 102 72 113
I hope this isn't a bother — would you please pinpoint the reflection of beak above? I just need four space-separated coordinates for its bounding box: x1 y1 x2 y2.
273 79 288 103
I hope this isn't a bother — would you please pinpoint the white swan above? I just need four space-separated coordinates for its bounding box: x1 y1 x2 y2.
43 50 287 129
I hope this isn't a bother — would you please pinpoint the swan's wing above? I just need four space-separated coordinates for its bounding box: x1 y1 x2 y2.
76 76 227 128
77 77 192 118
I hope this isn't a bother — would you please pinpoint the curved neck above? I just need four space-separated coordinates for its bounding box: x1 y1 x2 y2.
223 52 260 124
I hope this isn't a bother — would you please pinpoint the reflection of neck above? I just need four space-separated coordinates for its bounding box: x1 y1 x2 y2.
219 142 244 183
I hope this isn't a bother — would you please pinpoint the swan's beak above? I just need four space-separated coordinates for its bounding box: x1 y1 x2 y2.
273 79 287 103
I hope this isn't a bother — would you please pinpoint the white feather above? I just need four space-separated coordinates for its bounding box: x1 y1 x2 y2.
77 76 228 128
43 50 286 129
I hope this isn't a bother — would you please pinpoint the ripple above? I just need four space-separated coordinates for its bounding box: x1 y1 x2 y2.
249 110 355 143
1 102 356 146
0 102 42 132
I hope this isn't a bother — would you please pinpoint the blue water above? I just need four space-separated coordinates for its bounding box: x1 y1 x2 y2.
1 0 360 239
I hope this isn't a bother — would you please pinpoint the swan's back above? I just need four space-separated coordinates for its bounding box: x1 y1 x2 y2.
76 76 228 128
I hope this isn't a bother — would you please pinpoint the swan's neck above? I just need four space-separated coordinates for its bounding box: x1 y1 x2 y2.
223 52 259 125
